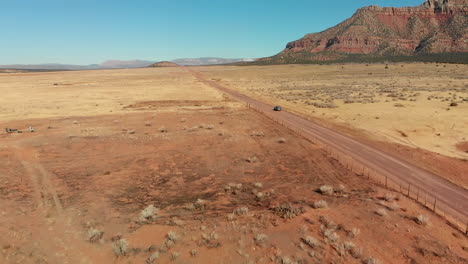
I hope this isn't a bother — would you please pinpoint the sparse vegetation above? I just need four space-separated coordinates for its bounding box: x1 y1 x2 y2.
375 208 388 217
138 204 159 223
112 238 129 256
302 236 319 248
254 234 268 246
313 200 328 209
319 185 334 195
415 214 429 226
87 228 104 243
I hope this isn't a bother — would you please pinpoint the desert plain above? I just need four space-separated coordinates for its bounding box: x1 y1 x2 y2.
0 64 467 264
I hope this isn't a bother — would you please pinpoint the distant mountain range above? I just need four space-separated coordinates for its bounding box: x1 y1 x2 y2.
258 0 468 64
0 57 254 70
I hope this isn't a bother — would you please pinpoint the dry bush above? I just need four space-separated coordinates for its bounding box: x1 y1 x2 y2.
255 192 265 200
336 184 346 193
112 238 129 256
146 252 160 264
254 182 263 188
350 247 363 258
254 234 268 246
167 231 179 242
171 252 180 261
313 200 328 209
348 227 360 238
246 156 258 163
319 185 334 195
87 228 104 242
277 137 287 143
375 208 387 217
415 215 429 226
190 249 198 256
301 236 319 248
194 199 206 209
323 229 339 242
251 131 265 137
388 202 400 211
364 257 381 264
383 193 394 201
343 241 355 250
138 204 159 224
234 207 249 216
273 203 305 219
159 126 168 133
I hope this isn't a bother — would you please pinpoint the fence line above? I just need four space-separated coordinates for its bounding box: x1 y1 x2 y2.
244 100 467 235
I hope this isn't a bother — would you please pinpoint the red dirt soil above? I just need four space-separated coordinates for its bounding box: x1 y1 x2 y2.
0 108 467 263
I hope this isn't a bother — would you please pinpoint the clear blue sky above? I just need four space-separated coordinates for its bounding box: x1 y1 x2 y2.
1 0 422 64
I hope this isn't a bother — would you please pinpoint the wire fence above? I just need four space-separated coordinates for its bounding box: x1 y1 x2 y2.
245 102 467 235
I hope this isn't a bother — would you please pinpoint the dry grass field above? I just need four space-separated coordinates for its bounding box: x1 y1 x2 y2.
0 68 226 122
199 63 468 160
0 67 467 263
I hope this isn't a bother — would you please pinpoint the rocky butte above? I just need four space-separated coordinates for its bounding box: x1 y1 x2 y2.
264 0 467 62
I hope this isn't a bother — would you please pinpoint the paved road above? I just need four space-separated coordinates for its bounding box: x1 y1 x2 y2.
189 69 468 227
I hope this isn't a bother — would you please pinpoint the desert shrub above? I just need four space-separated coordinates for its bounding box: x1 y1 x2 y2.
138 204 159 223
246 156 258 163
167 231 179 242
87 228 104 242
254 234 268 246
273 203 305 219
393 103 405 107
190 249 198 256
323 229 339 242
194 199 206 209
349 227 360 238
415 215 429 226
383 193 394 201
313 200 328 209
350 247 363 258
319 185 334 195
146 252 160 264
344 241 355 250
251 131 265 137
171 252 180 260
254 182 263 188
205 124 215 129
235 207 249 216
364 257 381 264
255 192 265 200
336 184 346 193
112 238 129 256
450 102 458 107
159 126 168 133
388 202 400 211
375 208 387 217
302 236 319 248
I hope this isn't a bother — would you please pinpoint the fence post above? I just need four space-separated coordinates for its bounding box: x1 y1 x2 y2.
433 198 437 212
407 184 411 197
416 188 419 201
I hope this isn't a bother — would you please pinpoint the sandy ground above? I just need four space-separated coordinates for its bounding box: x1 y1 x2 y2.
0 68 467 263
198 63 468 160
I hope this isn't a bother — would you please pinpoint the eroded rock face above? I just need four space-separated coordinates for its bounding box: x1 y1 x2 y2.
281 0 467 58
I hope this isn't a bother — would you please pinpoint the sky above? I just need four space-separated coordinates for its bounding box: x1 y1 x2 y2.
0 0 422 65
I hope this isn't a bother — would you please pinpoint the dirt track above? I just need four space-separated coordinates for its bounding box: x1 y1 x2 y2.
189 69 468 228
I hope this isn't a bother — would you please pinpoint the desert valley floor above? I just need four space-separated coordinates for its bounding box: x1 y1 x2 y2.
0 65 467 264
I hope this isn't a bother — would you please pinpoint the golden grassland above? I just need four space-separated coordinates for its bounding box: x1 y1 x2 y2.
198 63 468 159
0 67 224 122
